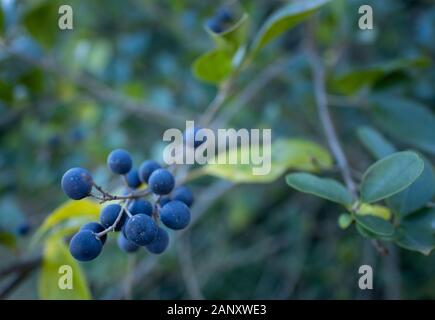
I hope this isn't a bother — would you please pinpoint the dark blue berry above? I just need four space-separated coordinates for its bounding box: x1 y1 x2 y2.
138 160 161 183
148 168 175 195
117 233 139 253
172 186 194 207
128 199 153 216
124 214 158 246
61 167 93 200
107 149 132 174
126 168 141 189
100 204 126 231
16 222 31 236
215 7 234 23
206 17 224 33
183 127 207 148
80 222 107 245
160 200 191 230
146 227 169 254
159 196 171 207
69 230 103 261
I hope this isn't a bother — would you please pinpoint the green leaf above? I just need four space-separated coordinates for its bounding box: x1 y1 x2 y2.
192 49 233 84
395 208 435 255
39 235 91 300
355 215 395 236
23 1 59 48
32 200 100 246
251 0 330 54
387 156 435 217
338 213 353 229
207 13 249 54
202 138 332 183
360 151 424 203
0 231 17 251
357 126 396 160
286 173 353 206
354 203 392 220
371 96 435 154
330 56 431 95
0 6 5 36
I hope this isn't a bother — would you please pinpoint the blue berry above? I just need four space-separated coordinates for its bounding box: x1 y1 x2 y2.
206 17 224 33
146 227 169 254
117 233 139 253
138 160 161 183
61 167 93 200
80 222 107 245
126 169 141 189
69 230 103 261
124 214 158 246
107 149 132 174
159 196 171 207
100 204 126 231
148 168 175 195
16 222 31 236
172 186 194 207
160 200 191 230
184 127 207 148
215 7 233 23
128 199 153 216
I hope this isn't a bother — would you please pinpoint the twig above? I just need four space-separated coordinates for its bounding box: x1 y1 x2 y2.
0 40 186 126
199 80 233 127
176 235 204 299
305 23 357 197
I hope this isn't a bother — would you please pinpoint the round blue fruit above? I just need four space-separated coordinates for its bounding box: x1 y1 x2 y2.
124 214 158 246
126 168 141 189
107 149 132 174
69 230 103 261
138 160 161 183
100 204 126 231
206 17 224 33
172 186 194 207
80 222 107 245
61 167 93 200
183 127 207 148
159 196 171 207
146 227 169 254
16 222 31 236
215 7 234 23
117 233 139 253
148 168 175 195
128 199 153 216
160 200 191 230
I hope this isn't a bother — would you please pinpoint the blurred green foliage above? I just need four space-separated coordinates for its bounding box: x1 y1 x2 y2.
0 0 434 300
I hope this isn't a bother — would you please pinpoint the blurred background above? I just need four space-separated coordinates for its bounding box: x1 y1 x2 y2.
0 0 434 299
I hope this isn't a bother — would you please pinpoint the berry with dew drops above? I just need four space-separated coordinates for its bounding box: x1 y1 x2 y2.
160 200 191 230
107 149 133 175
61 167 93 200
69 230 103 262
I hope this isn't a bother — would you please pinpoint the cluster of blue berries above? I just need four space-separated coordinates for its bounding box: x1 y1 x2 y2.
206 7 234 34
61 149 194 262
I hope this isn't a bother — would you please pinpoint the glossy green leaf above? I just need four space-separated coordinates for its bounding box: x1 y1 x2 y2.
360 151 424 203
395 208 435 255
357 126 396 160
371 97 435 154
32 200 100 245
252 0 330 53
192 49 233 84
331 56 430 95
202 138 332 183
286 173 353 206
355 215 395 236
387 156 435 217
39 235 91 300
